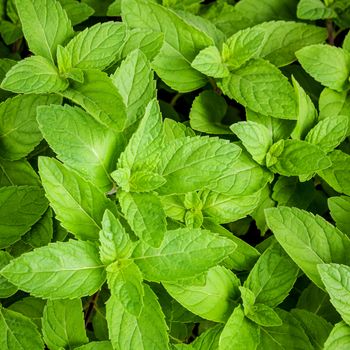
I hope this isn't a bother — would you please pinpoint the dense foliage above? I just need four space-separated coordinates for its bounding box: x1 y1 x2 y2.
0 0 350 349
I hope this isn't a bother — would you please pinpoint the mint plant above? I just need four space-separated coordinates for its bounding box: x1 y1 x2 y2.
0 0 349 349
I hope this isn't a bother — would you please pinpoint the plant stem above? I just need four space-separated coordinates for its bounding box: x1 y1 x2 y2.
326 19 335 45
170 93 183 107
84 292 99 327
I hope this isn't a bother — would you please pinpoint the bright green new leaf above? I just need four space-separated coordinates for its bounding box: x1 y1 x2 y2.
128 171 166 193
0 251 17 298
219 305 260 350
219 59 297 120
62 70 127 132
15 0 74 62
296 44 350 91
244 241 299 307
297 0 337 20
112 49 156 128
0 93 61 160
318 150 350 196
37 104 119 191
107 260 144 316
305 115 348 154
189 90 230 135
291 76 317 140
0 306 44 350
164 266 241 322
62 21 127 70
191 46 229 78
1 240 106 299
99 210 134 265
265 207 350 289
75 342 113 350
231 121 272 165
324 322 350 350
133 227 236 282
318 263 350 325
42 299 88 350
39 157 117 241
1 56 68 94
267 139 331 176
319 88 350 121
106 284 169 350
0 186 48 248
119 191 166 247
328 196 350 236
156 136 241 195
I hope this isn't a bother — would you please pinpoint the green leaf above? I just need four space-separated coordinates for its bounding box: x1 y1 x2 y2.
128 171 166 193
210 149 273 197
239 286 256 315
0 158 40 186
164 266 240 322
75 341 113 350
191 46 229 78
106 284 169 350
266 139 331 176
0 251 17 298
201 189 261 224
244 241 299 307
0 94 61 160
122 0 213 92
119 28 164 62
202 219 260 271
1 56 68 94
38 157 117 241
254 21 327 67
156 136 241 195
190 324 223 350
223 27 265 69
133 227 236 282
99 210 133 265
15 0 73 62
219 305 260 350
119 191 166 247
219 59 297 120
296 44 350 91
59 0 95 25
189 90 230 135
0 186 48 248
328 196 350 236
297 0 337 20
117 98 163 172
231 121 272 165
42 299 88 350
62 22 127 70
265 206 350 289
324 322 350 350
318 263 350 325
291 75 317 140
0 306 44 350
1 240 105 299
112 49 156 128
37 104 119 191
319 88 350 121
291 309 332 349
259 309 313 350
305 115 348 154
62 70 127 132
107 260 144 316
246 303 283 327
318 150 350 196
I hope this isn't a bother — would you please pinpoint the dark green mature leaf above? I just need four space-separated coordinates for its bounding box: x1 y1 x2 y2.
1 240 105 299
0 158 40 186
219 59 297 120
59 0 94 25
39 157 117 241
0 251 17 297
133 227 236 282
328 196 350 236
265 207 350 289
42 299 88 350
0 306 44 350
0 94 61 160
15 0 74 62
0 186 48 248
